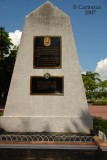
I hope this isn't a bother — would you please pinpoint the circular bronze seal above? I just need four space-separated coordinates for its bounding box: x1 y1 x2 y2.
44 36 51 46
44 73 50 79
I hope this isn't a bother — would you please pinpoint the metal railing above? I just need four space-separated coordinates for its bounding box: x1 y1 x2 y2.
0 133 93 142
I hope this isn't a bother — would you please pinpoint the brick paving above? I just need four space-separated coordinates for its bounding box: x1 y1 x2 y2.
89 105 107 119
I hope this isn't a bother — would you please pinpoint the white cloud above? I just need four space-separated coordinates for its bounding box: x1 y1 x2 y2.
95 58 107 80
9 30 22 46
80 66 86 75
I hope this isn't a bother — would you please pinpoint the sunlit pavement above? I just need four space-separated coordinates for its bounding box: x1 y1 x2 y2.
89 105 107 119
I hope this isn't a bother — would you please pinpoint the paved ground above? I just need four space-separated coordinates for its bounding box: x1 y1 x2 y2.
89 105 107 119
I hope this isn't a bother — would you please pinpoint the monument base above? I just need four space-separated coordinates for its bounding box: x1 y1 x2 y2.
0 116 92 133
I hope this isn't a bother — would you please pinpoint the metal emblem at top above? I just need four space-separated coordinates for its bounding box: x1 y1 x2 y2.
44 36 51 46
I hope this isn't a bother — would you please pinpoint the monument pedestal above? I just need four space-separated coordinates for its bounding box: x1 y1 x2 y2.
1 116 92 133
0 2 93 133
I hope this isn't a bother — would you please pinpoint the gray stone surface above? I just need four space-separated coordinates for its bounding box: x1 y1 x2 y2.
0 2 93 133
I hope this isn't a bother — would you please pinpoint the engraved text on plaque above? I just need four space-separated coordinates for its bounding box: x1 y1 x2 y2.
33 36 61 68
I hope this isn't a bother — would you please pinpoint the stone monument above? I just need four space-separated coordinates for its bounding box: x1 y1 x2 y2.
0 1 93 133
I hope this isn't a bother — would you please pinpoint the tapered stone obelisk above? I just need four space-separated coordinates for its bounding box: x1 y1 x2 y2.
0 1 93 133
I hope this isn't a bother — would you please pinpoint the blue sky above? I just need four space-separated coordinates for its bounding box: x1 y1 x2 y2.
0 0 107 79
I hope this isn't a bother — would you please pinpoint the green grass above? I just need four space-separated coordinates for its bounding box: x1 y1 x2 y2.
88 98 107 105
92 100 107 105
93 117 107 135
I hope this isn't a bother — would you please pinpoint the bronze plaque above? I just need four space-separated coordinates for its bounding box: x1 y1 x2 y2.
33 36 61 68
30 76 64 95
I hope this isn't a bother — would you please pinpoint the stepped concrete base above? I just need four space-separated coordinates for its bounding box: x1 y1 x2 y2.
0 116 92 133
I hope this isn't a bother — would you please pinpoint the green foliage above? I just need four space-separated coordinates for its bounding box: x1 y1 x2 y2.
82 71 107 102
0 27 13 57
98 80 107 98
82 71 101 99
92 99 107 105
93 117 107 135
0 27 18 105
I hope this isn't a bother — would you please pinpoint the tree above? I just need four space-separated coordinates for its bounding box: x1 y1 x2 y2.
82 71 101 99
0 27 18 105
0 27 13 56
98 80 107 98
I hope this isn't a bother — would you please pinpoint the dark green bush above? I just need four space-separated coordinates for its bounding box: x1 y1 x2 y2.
91 99 107 105
88 99 107 105
93 117 107 135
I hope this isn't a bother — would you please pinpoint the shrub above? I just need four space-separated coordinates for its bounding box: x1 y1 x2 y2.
91 99 107 105
93 117 107 135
